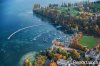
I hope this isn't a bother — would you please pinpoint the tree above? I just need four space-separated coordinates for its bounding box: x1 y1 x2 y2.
23 58 32 66
96 45 100 51
79 64 86 66
33 4 40 9
57 48 69 59
63 56 66 60
50 52 55 59
84 57 90 61
71 49 80 60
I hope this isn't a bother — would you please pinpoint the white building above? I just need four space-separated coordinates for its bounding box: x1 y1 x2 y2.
57 59 78 66
85 49 100 60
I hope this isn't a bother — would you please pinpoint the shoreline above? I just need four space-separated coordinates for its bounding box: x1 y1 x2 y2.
22 32 100 66
33 1 100 37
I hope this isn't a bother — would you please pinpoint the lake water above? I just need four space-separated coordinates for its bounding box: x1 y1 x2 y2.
0 0 97 66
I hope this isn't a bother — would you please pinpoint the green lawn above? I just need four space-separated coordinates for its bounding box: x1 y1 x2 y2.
93 3 100 9
57 7 78 16
93 3 100 14
79 36 97 48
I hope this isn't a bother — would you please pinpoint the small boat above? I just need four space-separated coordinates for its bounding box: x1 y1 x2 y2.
54 33 56 36
33 38 36 40
56 25 61 28
52 33 56 36
43 38 48 43
38 19 41 21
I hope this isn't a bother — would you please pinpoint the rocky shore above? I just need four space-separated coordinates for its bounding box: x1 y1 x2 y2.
22 32 100 66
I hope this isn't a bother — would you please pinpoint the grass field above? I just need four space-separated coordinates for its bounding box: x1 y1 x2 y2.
57 7 78 16
79 36 97 48
93 3 100 9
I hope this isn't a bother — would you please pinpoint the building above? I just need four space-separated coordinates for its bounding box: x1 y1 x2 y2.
57 59 78 66
57 59 70 66
85 49 100 60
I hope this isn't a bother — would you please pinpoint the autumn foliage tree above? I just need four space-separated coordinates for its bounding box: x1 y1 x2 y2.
71 49 80 60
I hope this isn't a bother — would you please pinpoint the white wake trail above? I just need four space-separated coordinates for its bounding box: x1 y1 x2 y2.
32 29 52 40
8 24 44 40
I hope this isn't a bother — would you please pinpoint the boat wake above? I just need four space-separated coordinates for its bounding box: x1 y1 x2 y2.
7 24 45 40
32 29 52 41
33 34 42 40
